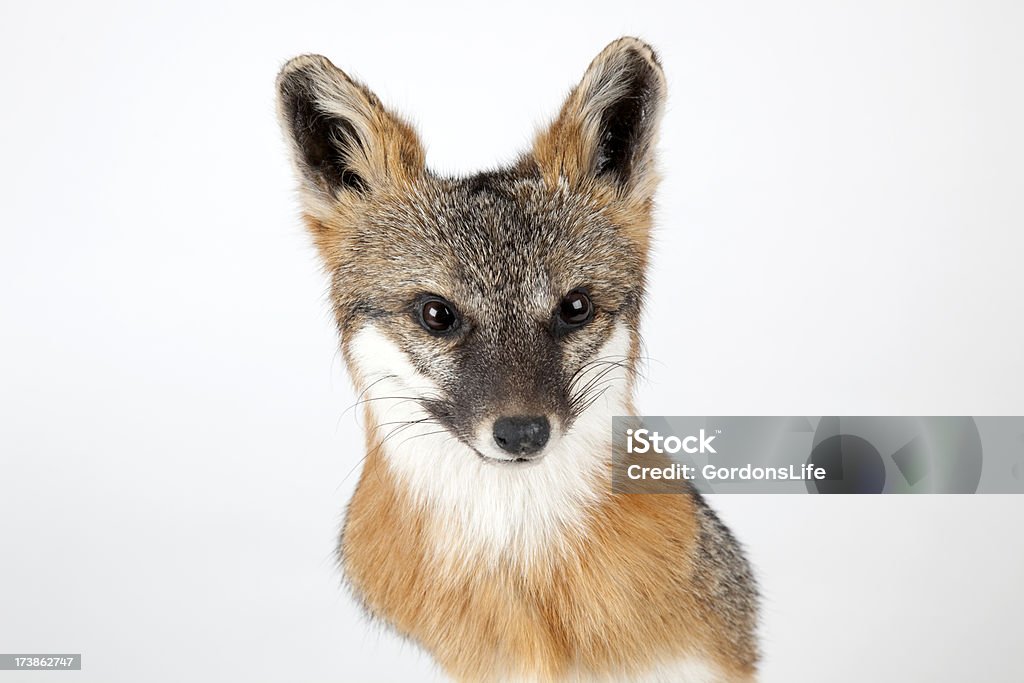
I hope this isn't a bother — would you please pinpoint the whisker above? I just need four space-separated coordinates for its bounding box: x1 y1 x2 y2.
574 385 612 416
338 418 438 490
570 363 625 405
394 428 452 450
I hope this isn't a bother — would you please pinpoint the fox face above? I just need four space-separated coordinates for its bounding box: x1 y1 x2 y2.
338 178 646 463
278 39 666 547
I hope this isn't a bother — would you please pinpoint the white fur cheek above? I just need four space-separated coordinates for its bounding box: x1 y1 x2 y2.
345 321 636 564
346 323 455 467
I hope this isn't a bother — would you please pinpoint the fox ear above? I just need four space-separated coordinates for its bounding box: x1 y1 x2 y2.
276 55 425 204
533 38 666 200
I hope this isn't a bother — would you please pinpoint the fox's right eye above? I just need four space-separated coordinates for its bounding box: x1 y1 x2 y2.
419 297 459 334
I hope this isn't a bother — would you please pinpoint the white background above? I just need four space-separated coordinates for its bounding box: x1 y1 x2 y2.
2 1 1023 681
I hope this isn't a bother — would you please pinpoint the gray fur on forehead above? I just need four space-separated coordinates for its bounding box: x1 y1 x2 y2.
347 170 641 304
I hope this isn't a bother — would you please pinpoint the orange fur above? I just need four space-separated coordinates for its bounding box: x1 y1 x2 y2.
341 411 758 682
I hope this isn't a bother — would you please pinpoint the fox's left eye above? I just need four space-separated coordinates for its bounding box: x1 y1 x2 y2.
555 289 594 332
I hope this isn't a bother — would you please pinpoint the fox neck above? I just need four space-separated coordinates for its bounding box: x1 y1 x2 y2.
348 322 635 565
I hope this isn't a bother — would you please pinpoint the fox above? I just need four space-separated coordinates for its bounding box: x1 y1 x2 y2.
276 37 759 683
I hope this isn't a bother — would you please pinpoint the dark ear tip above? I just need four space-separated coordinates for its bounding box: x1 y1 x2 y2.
601 37 665 79
276 54 342 94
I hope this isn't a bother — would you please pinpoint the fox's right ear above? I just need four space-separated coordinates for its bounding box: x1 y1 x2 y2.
276 55 425 210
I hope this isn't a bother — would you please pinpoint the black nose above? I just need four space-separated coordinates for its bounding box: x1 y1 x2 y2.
492 415 550 457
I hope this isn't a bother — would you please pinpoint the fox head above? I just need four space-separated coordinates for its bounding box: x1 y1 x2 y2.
278 38 665 547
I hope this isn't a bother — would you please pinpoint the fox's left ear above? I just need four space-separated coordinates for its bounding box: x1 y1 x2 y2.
533 37 666 202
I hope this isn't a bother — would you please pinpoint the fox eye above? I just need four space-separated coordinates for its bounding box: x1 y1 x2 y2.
419 297 459 333
557 289 593 329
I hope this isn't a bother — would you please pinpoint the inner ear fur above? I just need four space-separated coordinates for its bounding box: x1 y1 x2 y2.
532 37 666 201
276 54 425 203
